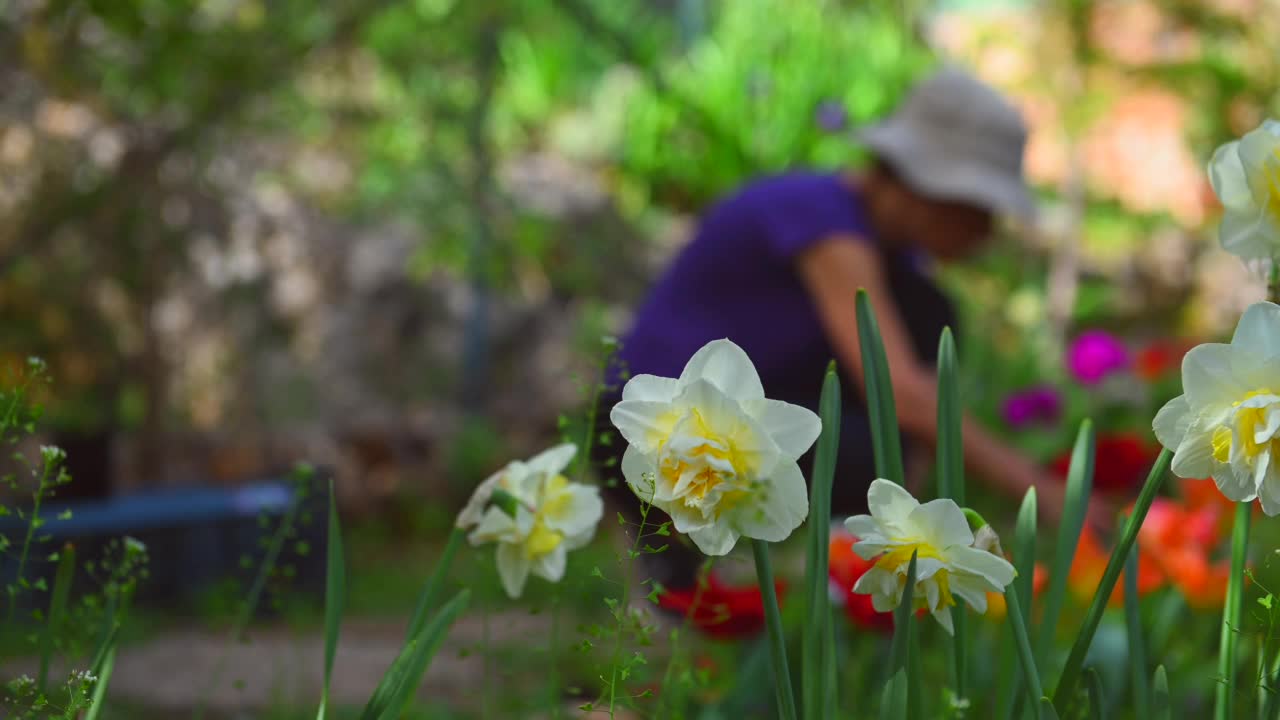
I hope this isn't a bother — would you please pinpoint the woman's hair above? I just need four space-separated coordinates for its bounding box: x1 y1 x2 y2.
869 154 905 187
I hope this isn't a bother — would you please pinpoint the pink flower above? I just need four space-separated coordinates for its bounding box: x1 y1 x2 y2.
1066 330 1130 385
1002 385 1063 429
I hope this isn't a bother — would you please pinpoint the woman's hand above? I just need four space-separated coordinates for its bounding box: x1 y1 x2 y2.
1029 471 1117 538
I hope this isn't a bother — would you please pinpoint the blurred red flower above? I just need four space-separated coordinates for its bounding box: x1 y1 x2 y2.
829 532 894 632
1134 340 1191 382
658 572 785 640
1050 433 1160 494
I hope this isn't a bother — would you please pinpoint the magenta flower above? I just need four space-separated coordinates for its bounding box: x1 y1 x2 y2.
1066 330 1130 385
1002 385 1063 429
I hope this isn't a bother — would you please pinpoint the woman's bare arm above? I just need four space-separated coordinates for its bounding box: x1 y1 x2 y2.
794 235 1087 524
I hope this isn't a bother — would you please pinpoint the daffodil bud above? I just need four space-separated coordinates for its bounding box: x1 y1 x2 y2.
973 525 1005 558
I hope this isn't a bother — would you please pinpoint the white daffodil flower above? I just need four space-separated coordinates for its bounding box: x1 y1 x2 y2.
1208 119 1280 263
844 480 1017 634
457 444 603 598
1154 301 1280 515
609 339 821 555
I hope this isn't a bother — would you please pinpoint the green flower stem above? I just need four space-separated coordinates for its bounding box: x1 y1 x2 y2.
803 362 841 720
1053 449 1171 713
752 539 798 720
936 329 967 701
1123 541 1149 719
1215 501 1252 720
1005 583 1045 717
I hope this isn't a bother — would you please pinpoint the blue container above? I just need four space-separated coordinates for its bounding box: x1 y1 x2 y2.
0 476 330 614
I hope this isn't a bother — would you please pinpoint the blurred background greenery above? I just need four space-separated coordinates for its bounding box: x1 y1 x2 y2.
1 0 1278 716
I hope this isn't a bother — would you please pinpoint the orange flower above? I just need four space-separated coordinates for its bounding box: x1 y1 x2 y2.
987 563 1049 621
1068 497 1233 609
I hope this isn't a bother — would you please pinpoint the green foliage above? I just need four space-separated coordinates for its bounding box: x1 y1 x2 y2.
618 0 931 208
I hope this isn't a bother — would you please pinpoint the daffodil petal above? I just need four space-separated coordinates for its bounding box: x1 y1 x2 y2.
1232 301 1280 359
950 577 989 613
621 445 660 504
496 542 531 599
1183 343 1250 408
1171 422 1217 480
729 460 809 543
677 339 766 401
948 545 1017 591
676 379 781 473
1152 395 1191 451
1208 139 1252 211
532 545 568 583
525 443 577 478
1237 121 1280 202
844 515 885 543
543 484 604 540
866 478 919 527
933 605 955 635
688 522 740 556
1220 210 1277 261
740 398 823 460
621 374 681 403
909 499 974 549
468 506 521 545
456 471 504 529
1213 464 1257 504
610 400 679 453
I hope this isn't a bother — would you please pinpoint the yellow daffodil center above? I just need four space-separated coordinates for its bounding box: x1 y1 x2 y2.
1213 389 1280 463
874 542 955 611
657 408 750 516
524 474 570 559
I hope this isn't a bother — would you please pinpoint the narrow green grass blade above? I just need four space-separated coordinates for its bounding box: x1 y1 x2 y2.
880 669 908 720
82 645 117 720
1038 420 1095 666
1006 583 1044 715
1085 667 1106 720
1215 502 1252 720
824 610 839 718
1123 542 1149 719
803 362 841 720
38 543 75 694
752 539 799 720
1038 697 1060 720
408 526 465 639
318 480 346 720
936 327 964 504
855 289 904 484
1001 488 1038 720
1053 449 1171 713
936 328 967 700
360 588 471 720
907 613 922 720
888 552 918 678
1152 665 1170 720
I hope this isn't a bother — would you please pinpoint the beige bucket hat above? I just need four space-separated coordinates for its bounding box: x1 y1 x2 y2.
858 65 1036 219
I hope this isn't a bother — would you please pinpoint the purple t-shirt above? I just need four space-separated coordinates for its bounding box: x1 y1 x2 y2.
615 171 872 409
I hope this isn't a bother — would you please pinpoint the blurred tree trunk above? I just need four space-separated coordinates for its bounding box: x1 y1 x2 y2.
1044 0 1092 350
459 16 503 410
